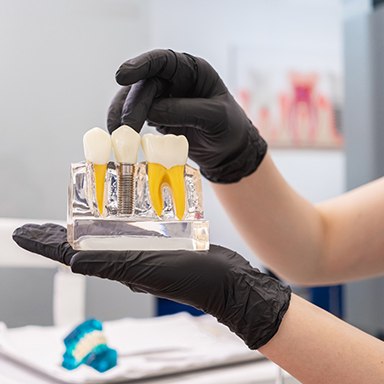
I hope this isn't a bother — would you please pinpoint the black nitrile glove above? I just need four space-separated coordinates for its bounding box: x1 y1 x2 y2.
13 223 291 350
107 49 267 184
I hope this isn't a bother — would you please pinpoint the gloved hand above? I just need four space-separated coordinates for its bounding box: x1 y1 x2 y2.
13 223 291 350
107 49 267 183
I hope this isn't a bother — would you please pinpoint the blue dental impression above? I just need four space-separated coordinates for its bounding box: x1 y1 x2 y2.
62 318 118 372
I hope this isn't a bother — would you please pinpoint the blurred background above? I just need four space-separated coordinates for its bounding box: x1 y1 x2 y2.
0 0 383 339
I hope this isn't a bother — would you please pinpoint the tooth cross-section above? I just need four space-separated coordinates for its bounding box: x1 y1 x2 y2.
142 134 189 220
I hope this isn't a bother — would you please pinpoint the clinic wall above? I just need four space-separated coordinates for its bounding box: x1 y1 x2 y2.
148 0 345 264
0 0 152 220
0 0 155 326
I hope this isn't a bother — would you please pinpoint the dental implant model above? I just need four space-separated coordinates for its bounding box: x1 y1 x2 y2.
111 125 141 216
67 128 209 251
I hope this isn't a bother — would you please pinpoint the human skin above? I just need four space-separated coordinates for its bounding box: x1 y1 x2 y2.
259 294 384 383
212 151 384 381
213 152 384 285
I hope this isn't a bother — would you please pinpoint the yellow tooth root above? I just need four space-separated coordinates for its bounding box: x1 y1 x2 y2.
147 163 186 220
147 163 166 218
167 165 186 220
93 164 107 215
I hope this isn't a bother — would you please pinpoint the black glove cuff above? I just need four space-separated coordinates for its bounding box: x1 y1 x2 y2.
246 285 291 350
199 125 268 184
220 273 291 351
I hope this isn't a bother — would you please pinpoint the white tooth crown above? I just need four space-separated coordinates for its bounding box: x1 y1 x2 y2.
141 134 189 168
83 127 111 164
111 125 141 163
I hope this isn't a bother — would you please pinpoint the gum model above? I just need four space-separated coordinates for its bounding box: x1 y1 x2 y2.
67 126 210 251
62 318 117 372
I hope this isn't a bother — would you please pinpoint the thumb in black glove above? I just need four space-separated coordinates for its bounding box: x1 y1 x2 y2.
13 223 291 350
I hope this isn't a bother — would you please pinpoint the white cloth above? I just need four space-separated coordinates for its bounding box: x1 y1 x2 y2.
0 314 263 384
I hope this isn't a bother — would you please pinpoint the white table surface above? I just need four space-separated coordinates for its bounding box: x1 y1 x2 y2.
0 354 299 384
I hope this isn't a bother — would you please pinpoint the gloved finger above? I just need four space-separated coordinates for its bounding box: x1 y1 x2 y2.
152 125 177 136
115 49 178 86
70 250 167 281
69 246 238 314
12 223 76 266
70 250 196 305
107 86 130 133
70 245 234 289
147 97 225 133
146 123 186 138
128 284 150 294
121 78 165 132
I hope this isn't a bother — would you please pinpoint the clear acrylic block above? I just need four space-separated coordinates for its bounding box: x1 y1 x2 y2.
67 161 209 251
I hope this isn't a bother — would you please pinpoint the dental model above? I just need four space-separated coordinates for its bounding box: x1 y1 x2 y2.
111 125 141 215
68 129 209 251
142 134 188 220
62 318 118 372
83 128 111 216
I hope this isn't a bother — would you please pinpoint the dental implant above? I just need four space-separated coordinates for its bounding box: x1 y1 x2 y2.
111 125 141 216
117 163 135 215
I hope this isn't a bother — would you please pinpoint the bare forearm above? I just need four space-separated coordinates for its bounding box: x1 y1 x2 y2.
213 153 325 284
316 177 384 282
259 294 384 383
213 153 384 284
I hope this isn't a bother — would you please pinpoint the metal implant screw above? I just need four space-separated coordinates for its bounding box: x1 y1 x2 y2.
117 163 135 215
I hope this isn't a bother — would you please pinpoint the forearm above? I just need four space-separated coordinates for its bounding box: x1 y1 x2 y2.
259 294 384 383
212 152 326 284
213 152 384 284
315 177 384 282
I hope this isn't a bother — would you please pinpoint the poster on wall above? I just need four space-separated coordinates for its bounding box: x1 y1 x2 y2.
231 45 343 149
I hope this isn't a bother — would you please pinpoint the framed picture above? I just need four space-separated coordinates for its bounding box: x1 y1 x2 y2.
230 45 343 149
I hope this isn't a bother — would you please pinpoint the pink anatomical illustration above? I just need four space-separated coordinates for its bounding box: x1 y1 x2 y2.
237 71 343 149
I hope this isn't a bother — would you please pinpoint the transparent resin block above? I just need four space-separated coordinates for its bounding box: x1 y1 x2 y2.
67 162 209 251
